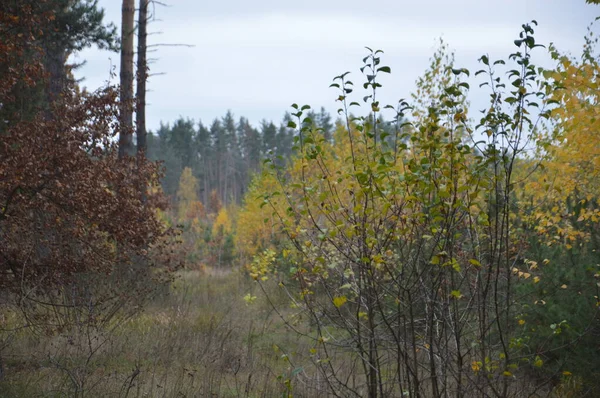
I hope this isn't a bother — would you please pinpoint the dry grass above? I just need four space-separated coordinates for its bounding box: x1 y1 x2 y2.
0 268 330 397
0 269 582 397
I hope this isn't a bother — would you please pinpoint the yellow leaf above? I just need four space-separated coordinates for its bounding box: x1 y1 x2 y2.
333 296 347 308
469 259 482 267
372 254 383 264
243 294 257 304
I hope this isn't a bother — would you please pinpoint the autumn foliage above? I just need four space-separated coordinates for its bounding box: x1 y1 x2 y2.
0 3 169 303
2 2 599 396
235 23 600 396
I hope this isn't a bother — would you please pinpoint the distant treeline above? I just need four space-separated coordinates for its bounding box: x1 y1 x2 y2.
147 108 334 205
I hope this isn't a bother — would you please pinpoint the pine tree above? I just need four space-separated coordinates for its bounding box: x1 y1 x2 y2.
209 119 225 203
276 113 295 163
317 106 334 142
167 118 197 170
221 111 240 203
136 0 149 156
260 120 278 156
0 0 118 128
119 0 135 158
238 117 262 179
195 121 212 204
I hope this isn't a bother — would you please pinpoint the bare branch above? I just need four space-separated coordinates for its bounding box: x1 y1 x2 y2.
147 43 195 48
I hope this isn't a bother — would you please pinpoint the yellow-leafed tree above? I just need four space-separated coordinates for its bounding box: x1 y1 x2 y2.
212 206 232 237
176 167 201 223
523 35 600 246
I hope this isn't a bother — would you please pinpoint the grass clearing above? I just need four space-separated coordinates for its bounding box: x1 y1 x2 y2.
0 268 329 397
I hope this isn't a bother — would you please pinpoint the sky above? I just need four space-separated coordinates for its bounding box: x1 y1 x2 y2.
73 0 596 131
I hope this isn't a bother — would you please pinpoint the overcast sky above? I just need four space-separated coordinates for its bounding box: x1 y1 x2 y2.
73 0 596 131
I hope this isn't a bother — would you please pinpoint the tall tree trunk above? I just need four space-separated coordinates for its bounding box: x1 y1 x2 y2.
119 0 135 158
44 44 68 108
136 0 148 156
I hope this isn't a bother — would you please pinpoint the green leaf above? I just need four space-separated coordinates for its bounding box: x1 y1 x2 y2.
291 367 304 377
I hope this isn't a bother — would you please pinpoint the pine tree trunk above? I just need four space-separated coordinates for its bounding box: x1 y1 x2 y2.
44 44 68 107
136 0 148 155
119 0 135 158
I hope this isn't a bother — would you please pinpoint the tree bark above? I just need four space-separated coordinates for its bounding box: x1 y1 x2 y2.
44 44 68 107
119 0 135 158
136 0 148 156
